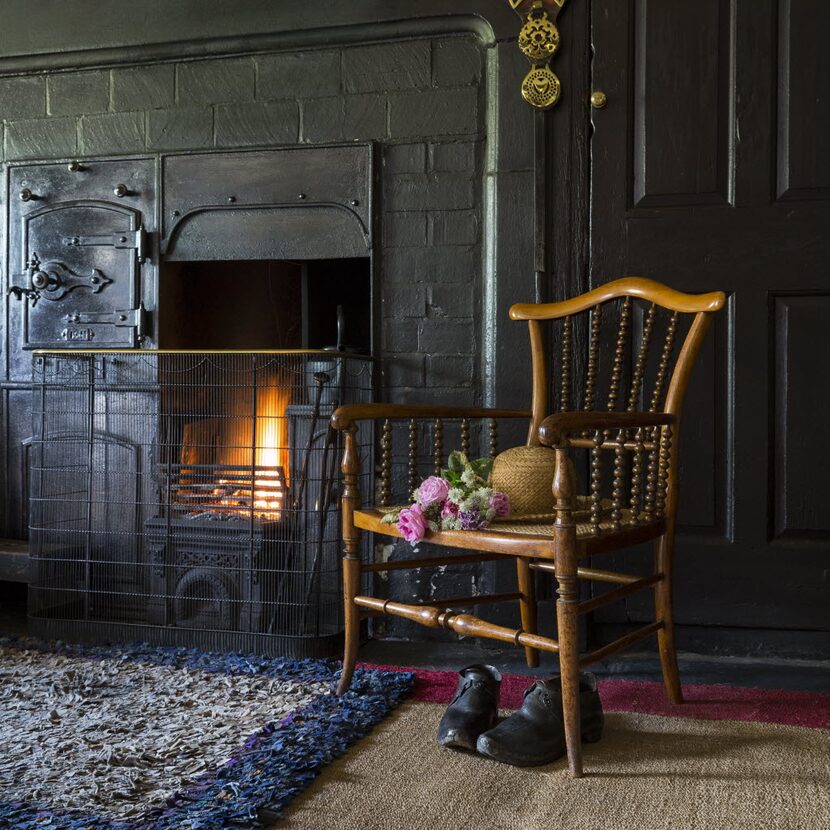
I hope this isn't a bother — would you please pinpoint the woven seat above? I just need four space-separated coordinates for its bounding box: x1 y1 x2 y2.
356 496 657 556
332 277 725 777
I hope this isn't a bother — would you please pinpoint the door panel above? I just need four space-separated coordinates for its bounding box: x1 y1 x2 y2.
589 0 830 638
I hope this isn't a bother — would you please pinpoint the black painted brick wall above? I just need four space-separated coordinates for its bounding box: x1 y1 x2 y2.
0 34 490 641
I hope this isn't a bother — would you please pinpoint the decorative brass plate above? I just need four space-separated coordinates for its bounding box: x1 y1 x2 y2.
518 12 560 61
521 65 561 109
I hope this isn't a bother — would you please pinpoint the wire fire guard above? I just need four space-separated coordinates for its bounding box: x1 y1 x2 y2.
28 350 373 658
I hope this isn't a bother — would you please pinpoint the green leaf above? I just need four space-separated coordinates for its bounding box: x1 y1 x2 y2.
471 457 493 480
447 450 468 474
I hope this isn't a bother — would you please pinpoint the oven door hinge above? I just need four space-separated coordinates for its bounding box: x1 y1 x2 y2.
61 226 148 263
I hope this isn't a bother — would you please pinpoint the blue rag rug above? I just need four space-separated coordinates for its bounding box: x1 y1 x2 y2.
0 638 413 829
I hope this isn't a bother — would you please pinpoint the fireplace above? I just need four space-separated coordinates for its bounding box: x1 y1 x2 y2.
0 23 494 647
21 142 376 656
28 350 372 657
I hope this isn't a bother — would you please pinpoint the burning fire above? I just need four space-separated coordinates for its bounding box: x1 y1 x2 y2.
179 379 291 522
245 384 291 520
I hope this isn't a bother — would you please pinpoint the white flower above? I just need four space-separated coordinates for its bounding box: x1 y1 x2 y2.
448 487 465 503
461 468 476 487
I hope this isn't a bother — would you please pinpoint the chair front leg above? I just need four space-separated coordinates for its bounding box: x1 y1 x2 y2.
337 424 362 696
516 557 540 668
552 444 583 777
337 552 361 695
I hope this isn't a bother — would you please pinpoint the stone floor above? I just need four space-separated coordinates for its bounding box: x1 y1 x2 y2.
3 580 827 693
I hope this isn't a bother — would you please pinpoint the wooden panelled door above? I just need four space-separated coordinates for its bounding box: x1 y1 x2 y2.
588 0 830 654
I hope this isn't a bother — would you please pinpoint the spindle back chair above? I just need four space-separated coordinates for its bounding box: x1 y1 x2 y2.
331 277 726 777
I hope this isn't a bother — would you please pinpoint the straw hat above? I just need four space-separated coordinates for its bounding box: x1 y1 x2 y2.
489 445 557 521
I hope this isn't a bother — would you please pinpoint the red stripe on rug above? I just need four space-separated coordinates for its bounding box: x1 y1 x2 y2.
360 664 830 729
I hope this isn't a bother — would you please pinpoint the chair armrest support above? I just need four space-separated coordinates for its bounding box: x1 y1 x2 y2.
538 411 677 446
331 403 531 431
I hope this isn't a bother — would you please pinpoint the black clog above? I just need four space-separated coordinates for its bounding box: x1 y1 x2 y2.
437 664 502 752
476 673 604 767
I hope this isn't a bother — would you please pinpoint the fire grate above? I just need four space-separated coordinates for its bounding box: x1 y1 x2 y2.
28 350 372 658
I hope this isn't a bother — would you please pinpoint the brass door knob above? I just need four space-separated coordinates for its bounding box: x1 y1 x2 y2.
590 90 608 109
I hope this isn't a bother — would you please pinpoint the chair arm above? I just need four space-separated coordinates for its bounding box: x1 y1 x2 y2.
331 403 531 431
538 411 676 446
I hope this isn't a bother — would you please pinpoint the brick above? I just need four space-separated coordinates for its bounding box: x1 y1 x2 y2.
384 143 426 173
419 318 474 354
177 58 255 105
5 116 76 160
428 283 477 318
430 141 476 172
426 354 476 387
111 64 175 111
257 50 341 100
389 88 479 139
0 76 45 119
301 98 340 143
384 353 425 388
428 210 479 246
147 106 213 150
343 94 387 140
383 212 427 248
302 94 386 143
382 318 419 353
381 282 427 317
215 101 298 147
386 172 475 211
385 246 477 284
80 111 144 155
47 72 108 116
343 41 430 93
433 38 483 87
391 386 474 406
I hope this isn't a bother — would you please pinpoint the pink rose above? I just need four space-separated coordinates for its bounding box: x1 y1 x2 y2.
490 491 511 517
441 500 459 520
417 475 450 507
398 503 427 544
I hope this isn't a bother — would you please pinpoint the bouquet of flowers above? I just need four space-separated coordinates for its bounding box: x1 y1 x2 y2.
381 451 511 546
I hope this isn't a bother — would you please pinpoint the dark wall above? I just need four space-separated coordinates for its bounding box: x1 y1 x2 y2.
0 1 546 642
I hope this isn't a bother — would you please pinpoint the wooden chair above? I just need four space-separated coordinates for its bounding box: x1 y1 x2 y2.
331 277 725 777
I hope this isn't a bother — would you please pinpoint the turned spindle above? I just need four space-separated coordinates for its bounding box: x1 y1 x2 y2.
408 418 418 497
590 429 604 533
610 428 626 531
607 297 631 411
650 310 679 412
461 417 471 457
560 314 572 412
583 303 602 414
628 303 656 412
380 418 392 506
433 418 443 475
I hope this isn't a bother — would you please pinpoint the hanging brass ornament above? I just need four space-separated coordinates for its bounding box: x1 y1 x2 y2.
518 10 560 61
509 0 568 110
521 64 561 110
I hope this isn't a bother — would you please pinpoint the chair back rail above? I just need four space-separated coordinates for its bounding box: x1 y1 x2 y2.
511 277 725 533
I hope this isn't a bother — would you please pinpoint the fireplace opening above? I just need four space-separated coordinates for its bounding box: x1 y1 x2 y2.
157 257 372 352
